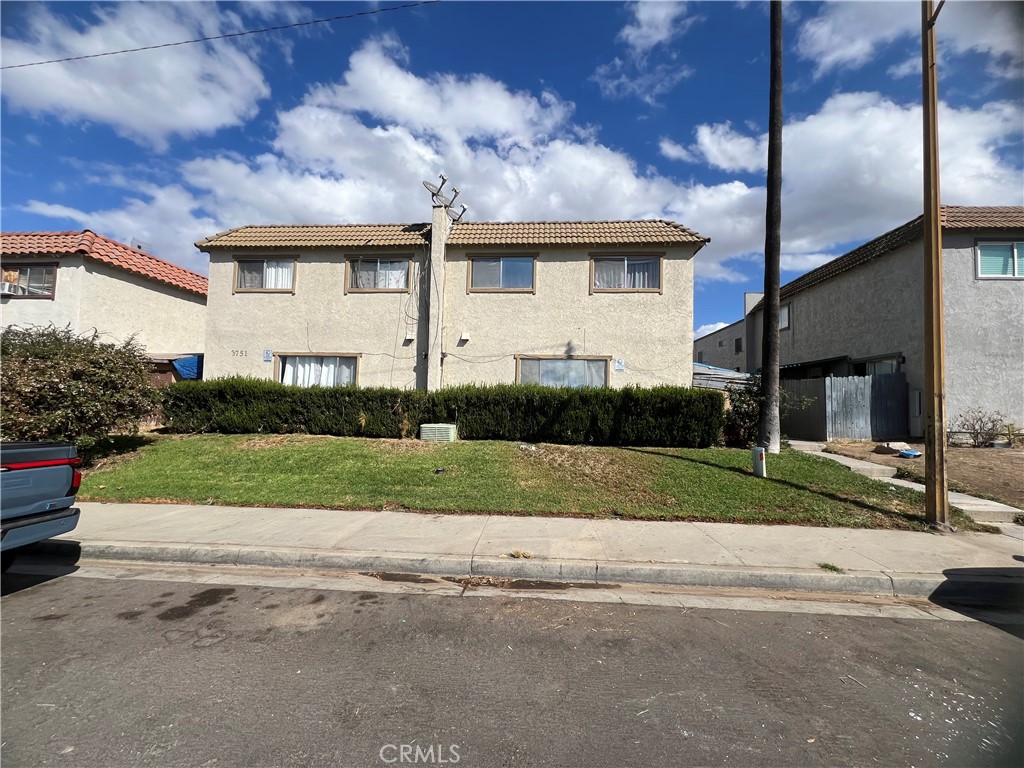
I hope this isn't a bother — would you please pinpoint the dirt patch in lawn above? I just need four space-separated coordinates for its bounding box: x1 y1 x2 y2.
827 440 1024 510
369 438 445 454
236 434 338 450
522 444 677 511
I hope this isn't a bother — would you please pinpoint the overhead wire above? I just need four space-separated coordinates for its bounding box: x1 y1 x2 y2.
1 0 442 70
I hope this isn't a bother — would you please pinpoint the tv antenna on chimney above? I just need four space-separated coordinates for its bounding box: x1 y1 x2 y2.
422 173 468 222
446 204 468 223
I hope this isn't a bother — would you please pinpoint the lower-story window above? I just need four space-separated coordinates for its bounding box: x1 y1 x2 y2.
279 355 357 387
517 356 609 388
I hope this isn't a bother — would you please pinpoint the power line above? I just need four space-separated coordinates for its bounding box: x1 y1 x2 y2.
1 0 442 71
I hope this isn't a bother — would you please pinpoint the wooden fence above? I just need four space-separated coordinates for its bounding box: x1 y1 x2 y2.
781 373 908 441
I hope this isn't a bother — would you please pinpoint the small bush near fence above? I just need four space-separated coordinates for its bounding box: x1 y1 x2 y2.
163 378 724 448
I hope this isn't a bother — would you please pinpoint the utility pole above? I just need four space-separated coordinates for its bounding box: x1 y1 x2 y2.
921 0 951 530
758 0 783 454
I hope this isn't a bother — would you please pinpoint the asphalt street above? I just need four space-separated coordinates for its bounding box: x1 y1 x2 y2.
1 561 1021 768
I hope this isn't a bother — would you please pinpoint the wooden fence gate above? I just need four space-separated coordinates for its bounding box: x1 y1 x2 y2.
780 373 908 441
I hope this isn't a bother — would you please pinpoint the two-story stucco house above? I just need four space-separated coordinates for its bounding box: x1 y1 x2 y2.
1 231 207 367
196 207 708 390
696 206 1024 434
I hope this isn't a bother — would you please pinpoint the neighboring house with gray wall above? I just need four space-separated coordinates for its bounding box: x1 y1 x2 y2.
1 230 207 364
693 293 763 371
196 209 708 391
712 207 1023 435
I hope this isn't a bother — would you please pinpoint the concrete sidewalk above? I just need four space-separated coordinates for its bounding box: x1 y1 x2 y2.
37 502 1024 598
789 441 1023 523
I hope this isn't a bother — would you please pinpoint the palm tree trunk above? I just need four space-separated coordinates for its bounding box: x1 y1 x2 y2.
759 0 783 453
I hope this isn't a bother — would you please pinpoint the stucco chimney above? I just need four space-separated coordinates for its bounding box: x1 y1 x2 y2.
425 205 450 391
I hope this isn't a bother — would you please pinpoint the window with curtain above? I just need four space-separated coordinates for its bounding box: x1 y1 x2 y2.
2 264 56 297
977 242 1024 278
469 256 534 290
236 259 295 291
279 355 357 387
779 303 791 330
518 357 607 388
349 258 409 290
592 256 660 291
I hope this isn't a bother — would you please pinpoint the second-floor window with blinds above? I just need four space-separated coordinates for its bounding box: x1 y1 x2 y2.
349 258 410 291
235 259 295 291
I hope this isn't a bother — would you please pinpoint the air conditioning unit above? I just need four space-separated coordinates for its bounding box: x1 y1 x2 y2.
420 423 457 442
0 282 18 296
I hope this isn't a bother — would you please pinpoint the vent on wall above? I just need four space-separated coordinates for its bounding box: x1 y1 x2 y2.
420 423 457 442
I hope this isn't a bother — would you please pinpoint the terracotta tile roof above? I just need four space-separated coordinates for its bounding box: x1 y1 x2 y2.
196 224 432 249
771 205 1024 304
1 230 207 297
196 219 709 250
448 219 708 247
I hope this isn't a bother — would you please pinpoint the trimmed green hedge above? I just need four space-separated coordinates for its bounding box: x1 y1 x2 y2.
162 378 724 448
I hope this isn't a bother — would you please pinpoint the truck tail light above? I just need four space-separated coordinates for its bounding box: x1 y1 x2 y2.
69 468 82 496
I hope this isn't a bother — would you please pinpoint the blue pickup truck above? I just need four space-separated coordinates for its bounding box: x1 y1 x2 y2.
1 442 82 572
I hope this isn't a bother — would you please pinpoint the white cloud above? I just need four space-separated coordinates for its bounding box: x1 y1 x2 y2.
591 2 699 105
16 38 1023 290
659 138 697 163
780 253 836 273
618 1 697 57
0 2 275 151
797 1 1023 79
695 322 729 339
22 184 217 273
591 58 694 106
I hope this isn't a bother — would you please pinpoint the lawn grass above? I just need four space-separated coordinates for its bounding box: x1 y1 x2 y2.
78 434 986 531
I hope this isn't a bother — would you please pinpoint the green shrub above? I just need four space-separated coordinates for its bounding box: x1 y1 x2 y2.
164 379 724 448
723 372 810 447
1 325 159 452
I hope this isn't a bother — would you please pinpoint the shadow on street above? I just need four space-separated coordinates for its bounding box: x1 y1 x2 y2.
1 541 82 596
928 566 1024 639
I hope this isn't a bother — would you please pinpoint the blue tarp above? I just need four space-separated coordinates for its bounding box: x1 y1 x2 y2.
172 355 203 380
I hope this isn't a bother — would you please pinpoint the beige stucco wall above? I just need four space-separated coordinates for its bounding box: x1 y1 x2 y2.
203 250 428 388
1 256 203 357
441 246 696 388
77 262 206 356
693 319 745 370
1 256 85 331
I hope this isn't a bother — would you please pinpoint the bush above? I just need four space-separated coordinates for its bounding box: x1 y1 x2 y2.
1 325 159 452
951 408 1008 447
723 373 810 448
163 379 724 448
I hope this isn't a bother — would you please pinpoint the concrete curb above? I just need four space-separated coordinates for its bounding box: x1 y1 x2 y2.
33 538 1021 599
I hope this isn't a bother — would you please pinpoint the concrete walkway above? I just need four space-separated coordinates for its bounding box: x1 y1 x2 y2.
789 441 1023 522
37 501 1024 598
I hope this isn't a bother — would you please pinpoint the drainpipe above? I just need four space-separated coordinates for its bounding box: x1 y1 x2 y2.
425 204 450 391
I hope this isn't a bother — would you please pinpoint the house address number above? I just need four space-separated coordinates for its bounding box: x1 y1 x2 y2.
231 349 248 357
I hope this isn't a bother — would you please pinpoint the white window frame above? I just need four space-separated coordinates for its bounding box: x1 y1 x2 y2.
515 355 611 388
779 303 791 330
274 353 360 388
975 240 1024 280
233 257 297 294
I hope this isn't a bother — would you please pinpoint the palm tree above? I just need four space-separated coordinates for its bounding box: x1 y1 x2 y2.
759 0 783 453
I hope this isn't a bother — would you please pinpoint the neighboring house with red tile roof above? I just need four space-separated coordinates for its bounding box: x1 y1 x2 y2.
694 206 1024 437
1 230 207 361
196 210 709 390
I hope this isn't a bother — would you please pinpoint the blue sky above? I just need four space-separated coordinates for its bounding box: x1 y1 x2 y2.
2 0 1022 334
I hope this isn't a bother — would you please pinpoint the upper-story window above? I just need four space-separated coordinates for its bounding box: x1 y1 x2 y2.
1 264 56 299
977 242 1024 279
235 258 295 293
779 303 791 330
468 255 535 292
591 255 662 293
734 337 743 354
348 257 410 292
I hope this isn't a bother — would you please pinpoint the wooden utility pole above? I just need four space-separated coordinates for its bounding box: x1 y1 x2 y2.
759 0 783 454
921 0 951 529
